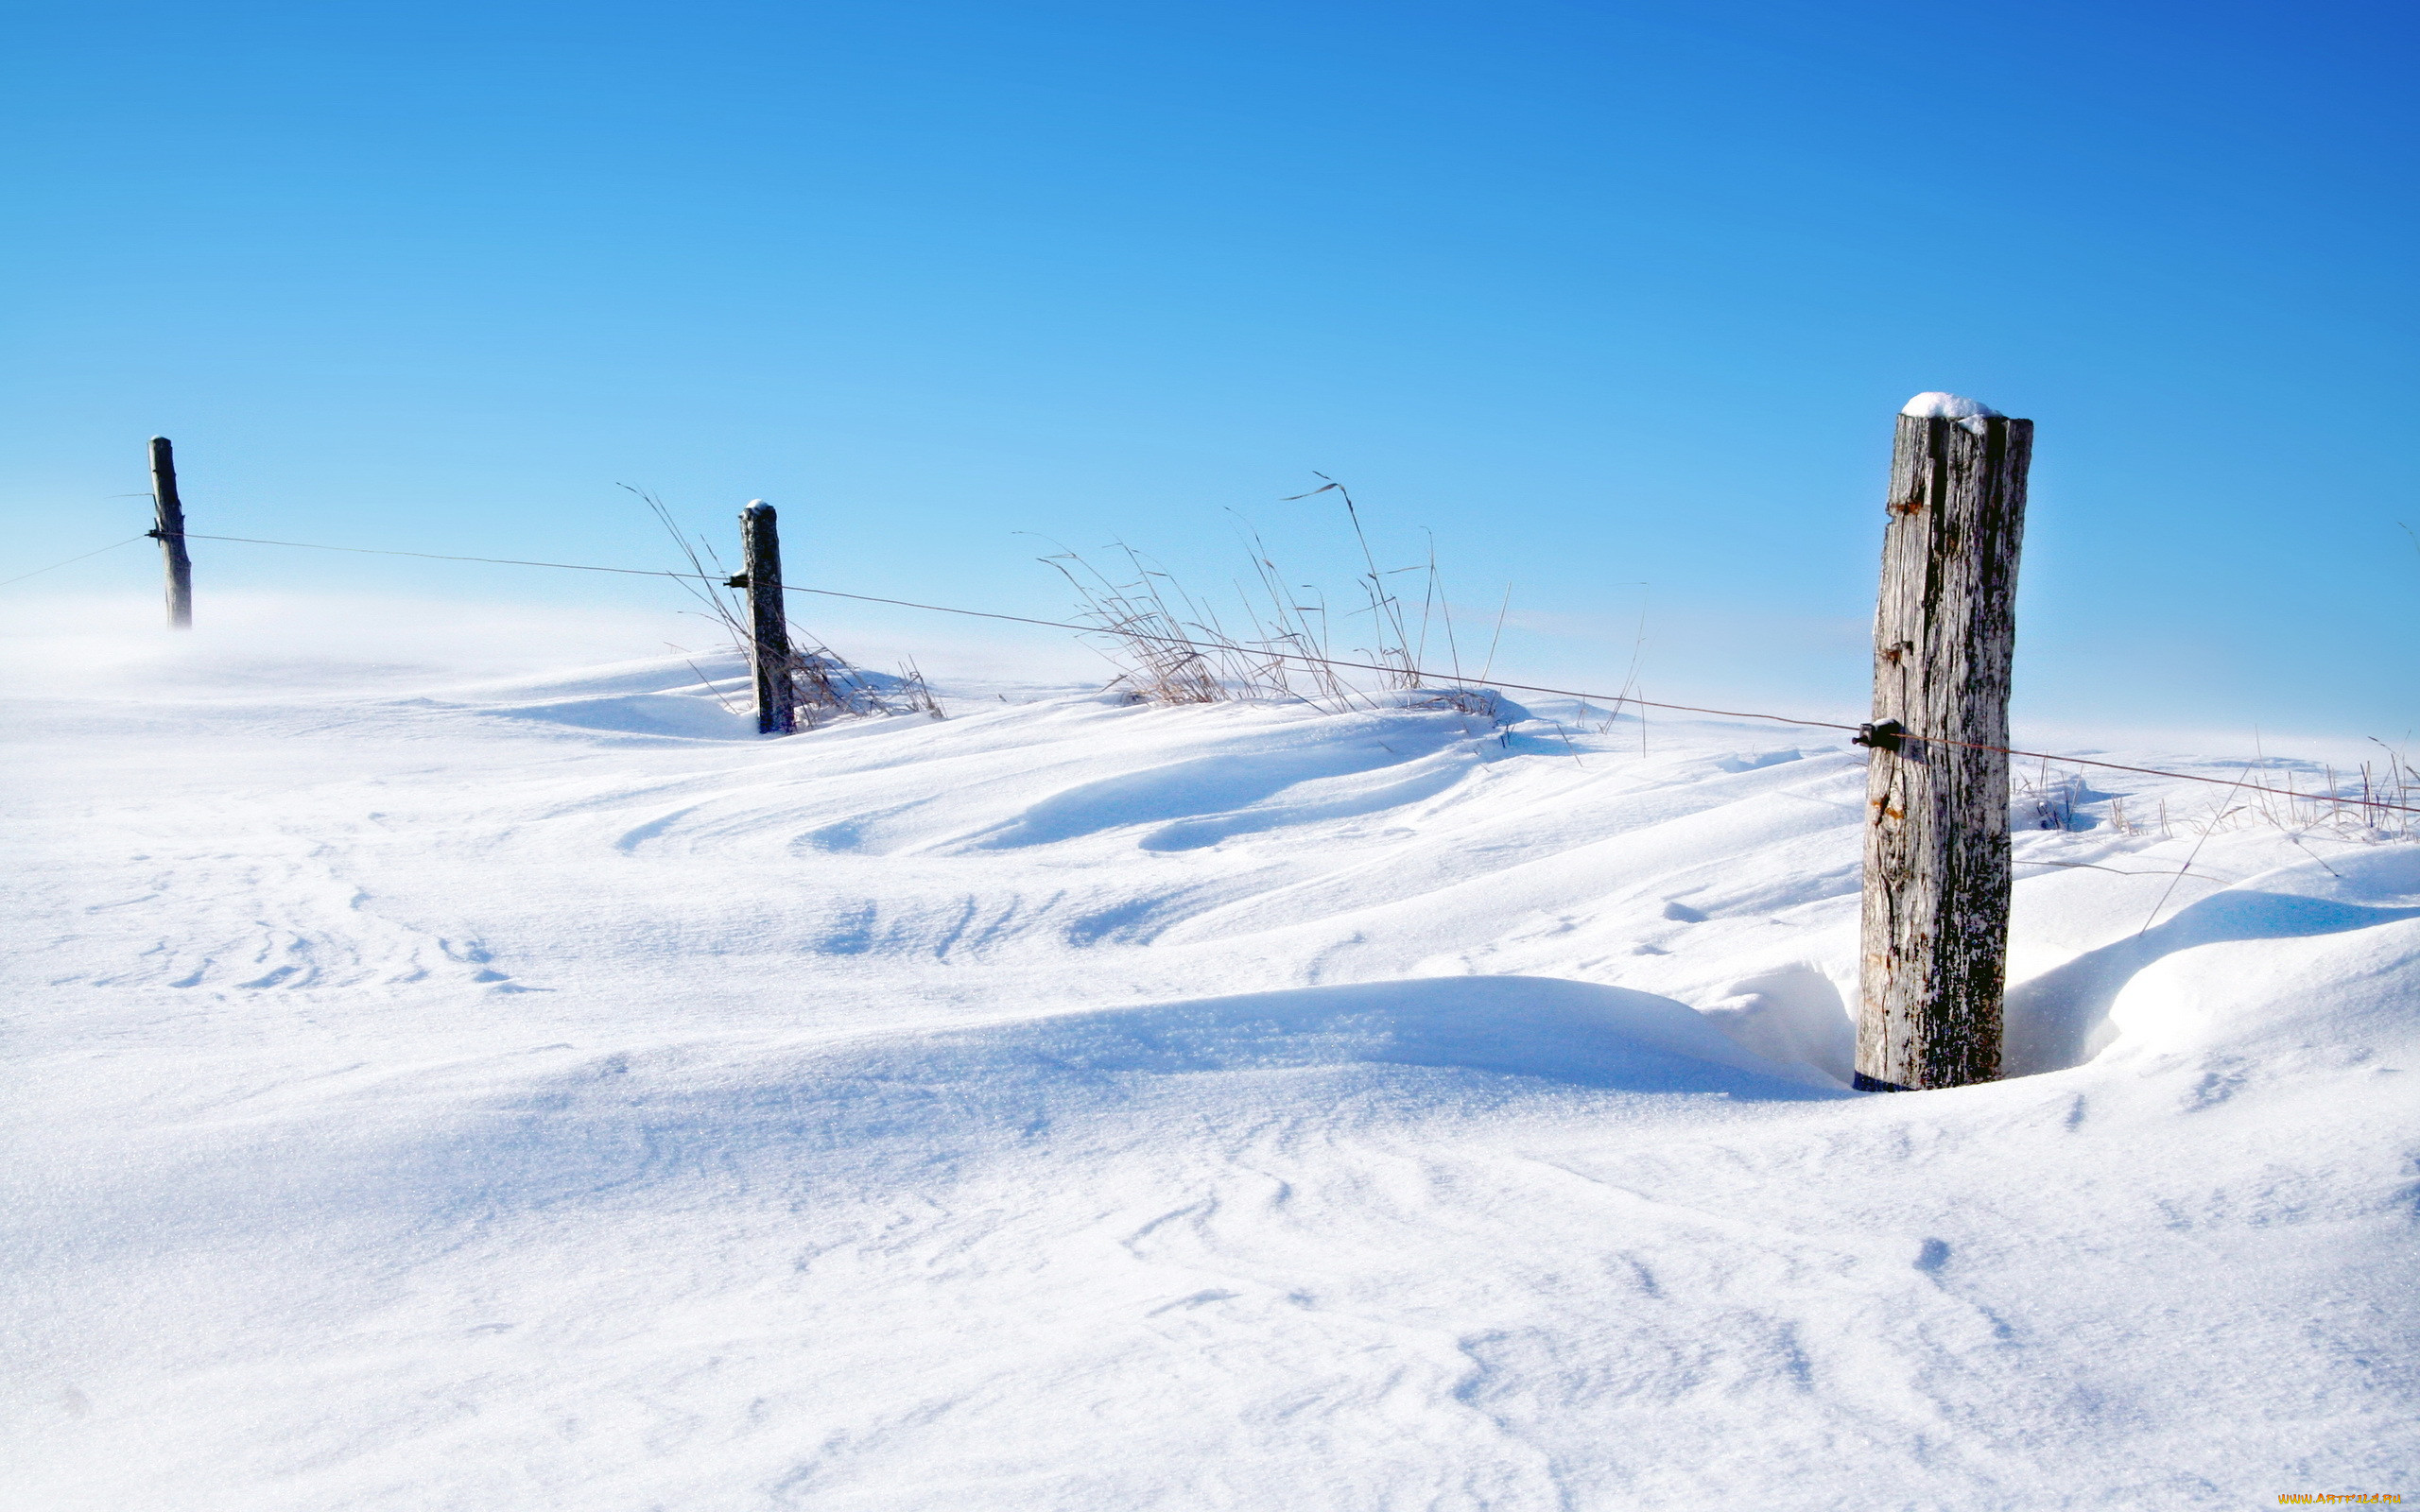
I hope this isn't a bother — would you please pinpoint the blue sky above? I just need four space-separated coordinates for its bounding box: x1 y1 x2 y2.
4 0 2412 734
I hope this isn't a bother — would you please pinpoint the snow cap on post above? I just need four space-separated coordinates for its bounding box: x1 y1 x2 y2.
1900 392 2003 420
1901 393 2007 438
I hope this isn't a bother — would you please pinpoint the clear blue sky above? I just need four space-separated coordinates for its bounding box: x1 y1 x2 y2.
5 0 2412 735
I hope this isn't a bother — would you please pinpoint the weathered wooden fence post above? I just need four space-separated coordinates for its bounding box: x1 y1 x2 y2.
147 437 193 628
1855 393 2032 1091
738 500 796 734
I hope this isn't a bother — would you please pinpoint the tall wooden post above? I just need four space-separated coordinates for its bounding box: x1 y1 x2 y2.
1855 394 2032 1091
739 501 796 735
148 437 193 628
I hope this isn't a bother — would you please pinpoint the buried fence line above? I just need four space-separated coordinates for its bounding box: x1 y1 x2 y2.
113 524 2420 819
18 414 2417 1097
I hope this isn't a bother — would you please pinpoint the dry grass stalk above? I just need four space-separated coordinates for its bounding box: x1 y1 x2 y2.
2015 757 2086 832
2196 744 2419 843
1038 541 1233 704
1043 480 1504 720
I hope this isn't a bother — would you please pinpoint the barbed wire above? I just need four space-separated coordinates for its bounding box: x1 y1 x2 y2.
36 526 2420 817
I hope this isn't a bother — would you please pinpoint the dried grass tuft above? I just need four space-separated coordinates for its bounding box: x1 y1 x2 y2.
2020 742 2417 846
1039 478 1503 720
2181 743 2420 844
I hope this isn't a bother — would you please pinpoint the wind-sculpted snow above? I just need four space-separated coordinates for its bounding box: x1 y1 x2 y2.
874 976 1843 1093
3 644 2413 1509
2005 855 2420 1074
963 733 1475 851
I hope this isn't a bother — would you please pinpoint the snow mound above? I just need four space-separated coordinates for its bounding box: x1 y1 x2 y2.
1900 390 2004 419
2003 845 2420 1074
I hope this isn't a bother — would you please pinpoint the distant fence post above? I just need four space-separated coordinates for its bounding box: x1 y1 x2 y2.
147 437 193 628
1854 395 2032 1091
738 500 796 734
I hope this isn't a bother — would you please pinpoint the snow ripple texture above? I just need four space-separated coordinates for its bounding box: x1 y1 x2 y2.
4 642 2414 1510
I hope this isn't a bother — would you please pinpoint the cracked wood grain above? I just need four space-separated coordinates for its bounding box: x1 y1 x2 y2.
1857 412 2032 1091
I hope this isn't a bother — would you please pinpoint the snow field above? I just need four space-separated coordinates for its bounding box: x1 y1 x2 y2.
3 637 2414 1509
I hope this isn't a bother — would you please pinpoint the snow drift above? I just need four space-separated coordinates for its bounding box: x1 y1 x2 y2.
3 634 2412 1509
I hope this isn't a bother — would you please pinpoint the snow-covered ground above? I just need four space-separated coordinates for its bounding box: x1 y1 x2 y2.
5 626 2414 1510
